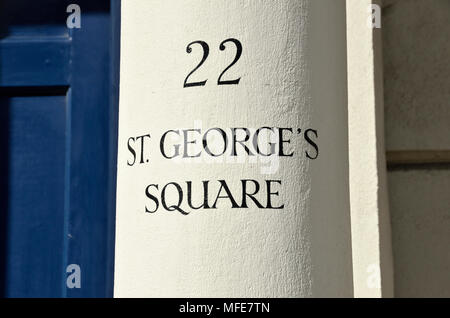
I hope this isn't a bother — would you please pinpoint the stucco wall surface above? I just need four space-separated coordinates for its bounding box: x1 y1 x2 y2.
383 0 450 297
383 0 450 150
388 168 450 297
114 0 353 297
347 0 394 298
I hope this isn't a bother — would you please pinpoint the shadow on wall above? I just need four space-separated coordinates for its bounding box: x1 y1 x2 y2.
0 93 8 299
383 0 450 297
0 0 9 297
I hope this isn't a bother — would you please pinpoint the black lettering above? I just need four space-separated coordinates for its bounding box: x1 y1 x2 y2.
161 182 188 215
212 180 240 208
304 129 319 160
145 184 159 213
160 130 181 159
253 127 275 156
187 181 210 209
231 128 253 156
127 137 136 166
241 179 264 208
266 180 284 209
203 128 228 157
278 128 294 157
136 134 151 163
183 129 202 158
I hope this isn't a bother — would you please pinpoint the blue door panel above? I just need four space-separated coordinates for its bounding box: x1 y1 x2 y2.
0 0 120 297
0 0 68 38
0 40 70 87
0 93 67 297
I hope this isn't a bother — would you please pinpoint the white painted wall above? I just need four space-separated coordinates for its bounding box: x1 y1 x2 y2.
384 0 450 151
388 169 450 297
114 0 353 297
346 0 394 298
383 0 450 297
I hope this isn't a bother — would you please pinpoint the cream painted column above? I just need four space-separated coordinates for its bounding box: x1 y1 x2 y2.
346 0 394 297
115 0 352 297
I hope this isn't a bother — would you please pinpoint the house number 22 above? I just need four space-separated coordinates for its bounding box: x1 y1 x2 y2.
184 38 243 88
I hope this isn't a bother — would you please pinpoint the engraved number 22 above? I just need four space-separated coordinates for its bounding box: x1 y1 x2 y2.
183 38 242 88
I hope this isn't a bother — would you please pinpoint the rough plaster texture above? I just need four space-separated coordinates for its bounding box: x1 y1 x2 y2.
383 0 450 297
383 0 450 150
346 0 394 298
388 168 450 297
114 0 353 297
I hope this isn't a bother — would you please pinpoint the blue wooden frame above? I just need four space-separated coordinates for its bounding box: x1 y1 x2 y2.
64 0 121 297
106 0 121 297
0 0 121 297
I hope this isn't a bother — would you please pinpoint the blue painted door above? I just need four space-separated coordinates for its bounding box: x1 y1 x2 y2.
0 0 119 297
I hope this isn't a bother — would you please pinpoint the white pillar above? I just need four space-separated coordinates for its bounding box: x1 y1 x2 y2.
346 0 394 297
115 0 353 297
